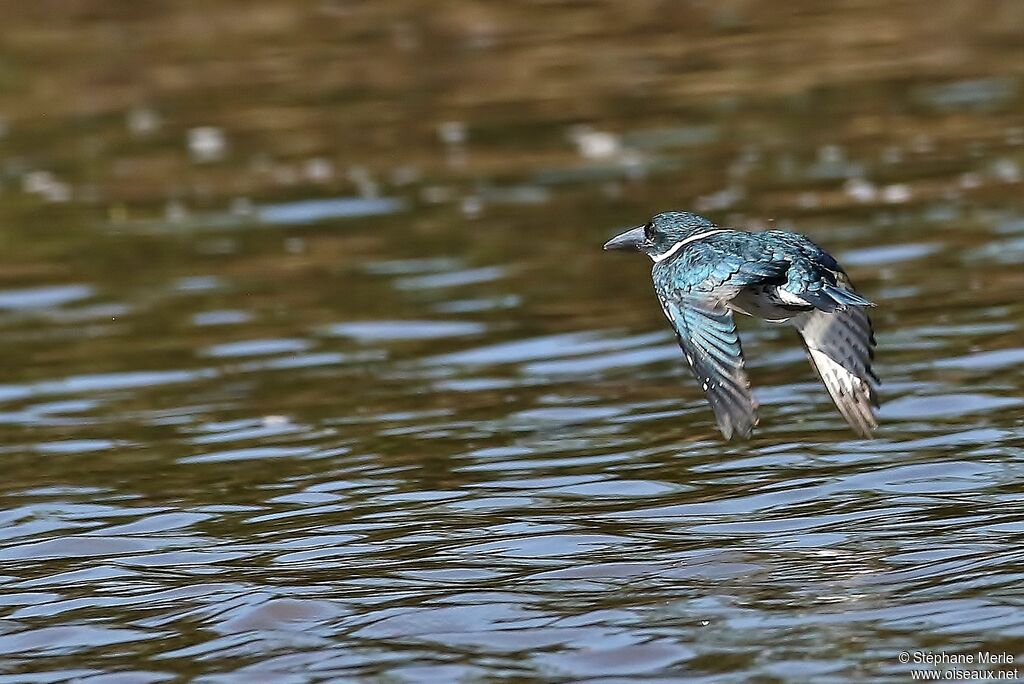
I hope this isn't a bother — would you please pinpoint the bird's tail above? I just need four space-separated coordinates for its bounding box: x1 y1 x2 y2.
824 284 874 308
798 283 874 313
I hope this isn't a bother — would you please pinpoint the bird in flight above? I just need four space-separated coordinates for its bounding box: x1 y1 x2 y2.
604 211 879 440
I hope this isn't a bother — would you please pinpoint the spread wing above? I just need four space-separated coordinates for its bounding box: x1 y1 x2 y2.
794 300 879 438
658 296 758 440
761 233 880 437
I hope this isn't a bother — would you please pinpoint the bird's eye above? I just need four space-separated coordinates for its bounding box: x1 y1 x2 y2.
643 223 653 240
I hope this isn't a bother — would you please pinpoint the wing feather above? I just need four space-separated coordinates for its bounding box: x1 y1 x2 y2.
795 305 879 437
659 296 758 440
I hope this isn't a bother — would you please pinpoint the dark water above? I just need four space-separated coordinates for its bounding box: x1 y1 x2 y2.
1 2 1024 681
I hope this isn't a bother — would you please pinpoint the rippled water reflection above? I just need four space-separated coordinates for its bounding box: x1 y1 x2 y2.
2 1 1024 680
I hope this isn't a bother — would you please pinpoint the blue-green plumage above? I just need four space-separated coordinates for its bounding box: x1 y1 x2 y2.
604 211 879 440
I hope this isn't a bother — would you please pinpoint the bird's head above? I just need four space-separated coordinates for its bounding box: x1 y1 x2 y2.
603 211 718 262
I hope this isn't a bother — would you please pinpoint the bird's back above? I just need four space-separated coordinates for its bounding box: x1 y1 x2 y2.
654 229 860 310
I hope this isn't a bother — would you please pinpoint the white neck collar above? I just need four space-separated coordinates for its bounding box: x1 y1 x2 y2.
650 229 727 263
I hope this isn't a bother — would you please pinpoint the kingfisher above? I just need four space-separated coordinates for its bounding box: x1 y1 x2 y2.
604 211 879 440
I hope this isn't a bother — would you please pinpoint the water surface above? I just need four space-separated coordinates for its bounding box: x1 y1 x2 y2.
1 1 1023 680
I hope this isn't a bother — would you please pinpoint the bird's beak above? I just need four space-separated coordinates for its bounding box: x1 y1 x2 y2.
603 225 645 251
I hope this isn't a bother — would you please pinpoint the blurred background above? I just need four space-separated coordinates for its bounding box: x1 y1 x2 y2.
1 1 1023 680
